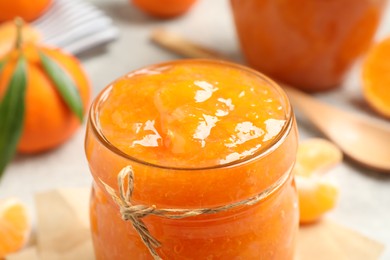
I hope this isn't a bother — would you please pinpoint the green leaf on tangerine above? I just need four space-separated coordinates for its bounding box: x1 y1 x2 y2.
0 59 6 72
0 57 27 178
38 51 84 122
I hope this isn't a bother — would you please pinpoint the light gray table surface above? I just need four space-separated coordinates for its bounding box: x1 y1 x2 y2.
1 0 390 259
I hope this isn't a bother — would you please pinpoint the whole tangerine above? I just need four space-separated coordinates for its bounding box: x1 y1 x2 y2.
0 30 90 154
0 0 52 22
132 0 197 19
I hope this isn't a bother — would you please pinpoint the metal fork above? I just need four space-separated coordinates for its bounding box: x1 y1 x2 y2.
33 0 119 54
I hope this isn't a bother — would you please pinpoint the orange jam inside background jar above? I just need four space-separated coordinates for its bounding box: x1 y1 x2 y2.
85 59 299 259
231 0 387 92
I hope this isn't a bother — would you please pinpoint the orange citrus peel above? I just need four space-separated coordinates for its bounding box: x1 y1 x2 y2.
294 138 342 224
0 198 30 258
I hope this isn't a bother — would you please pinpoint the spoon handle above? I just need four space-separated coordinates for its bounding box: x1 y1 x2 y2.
151 29 227 60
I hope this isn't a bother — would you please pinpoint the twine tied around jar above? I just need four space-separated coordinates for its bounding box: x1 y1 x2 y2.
100 165 289 260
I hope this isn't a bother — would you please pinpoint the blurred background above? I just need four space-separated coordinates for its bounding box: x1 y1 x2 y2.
0 0 389 259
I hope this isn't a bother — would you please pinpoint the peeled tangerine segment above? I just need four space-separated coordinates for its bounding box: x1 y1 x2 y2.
296 175 339 224
161 105 210 155
294 138 342 224
294 138 343 177
0 198 30 258
154 80 200 114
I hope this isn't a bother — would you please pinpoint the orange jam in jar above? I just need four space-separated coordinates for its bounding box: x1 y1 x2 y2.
231 0 387 91
85 60 299 259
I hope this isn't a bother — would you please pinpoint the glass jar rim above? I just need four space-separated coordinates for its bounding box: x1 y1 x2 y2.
88 59 294 171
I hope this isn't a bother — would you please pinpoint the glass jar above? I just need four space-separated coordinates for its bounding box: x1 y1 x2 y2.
231 0 387 91
85 59 299 259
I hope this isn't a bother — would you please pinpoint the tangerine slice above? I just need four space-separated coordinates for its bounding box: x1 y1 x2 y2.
0 198 30 258
294 138 342 224
362 37 390 118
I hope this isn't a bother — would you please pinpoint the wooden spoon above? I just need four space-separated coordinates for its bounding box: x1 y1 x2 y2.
151 29 390 173
283 86 390 172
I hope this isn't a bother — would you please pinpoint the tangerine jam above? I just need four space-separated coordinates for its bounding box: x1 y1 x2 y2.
85 60 299 259
231 0 387 91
